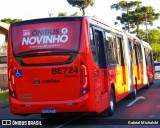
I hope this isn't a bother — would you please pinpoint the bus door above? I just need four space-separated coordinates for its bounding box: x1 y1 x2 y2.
146 50 154 83
104 31 126 101
90 26 107 111
114 35 126 100
129 41 137 91
135 44 143 88
94 28 106 94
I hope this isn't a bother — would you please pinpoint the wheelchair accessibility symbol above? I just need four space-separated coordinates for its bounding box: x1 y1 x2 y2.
15 70 22 78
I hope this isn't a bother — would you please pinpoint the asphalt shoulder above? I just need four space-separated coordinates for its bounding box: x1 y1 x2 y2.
0 100 9 109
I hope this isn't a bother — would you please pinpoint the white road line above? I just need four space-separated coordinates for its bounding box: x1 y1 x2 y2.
127 96 146 107
55 113 88 128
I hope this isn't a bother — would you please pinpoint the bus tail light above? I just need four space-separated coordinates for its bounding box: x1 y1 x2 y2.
80 64 90 96
8 67 17 98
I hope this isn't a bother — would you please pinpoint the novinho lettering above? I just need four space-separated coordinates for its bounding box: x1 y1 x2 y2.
22 28 68 45
22 35 68 45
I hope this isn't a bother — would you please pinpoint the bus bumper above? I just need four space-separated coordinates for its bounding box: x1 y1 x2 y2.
10 94 94 114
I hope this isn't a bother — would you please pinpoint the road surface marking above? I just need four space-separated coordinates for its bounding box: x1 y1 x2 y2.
127 96 146 107
55 113 88 128
149 115 156 118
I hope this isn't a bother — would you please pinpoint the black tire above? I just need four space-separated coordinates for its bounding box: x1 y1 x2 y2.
108 87 115 116
150 81 153 85
130 86 137 99
15 114 29 116
128 79 137 99
144 80 150 89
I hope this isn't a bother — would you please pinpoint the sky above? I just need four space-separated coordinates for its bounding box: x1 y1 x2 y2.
0 0 160 29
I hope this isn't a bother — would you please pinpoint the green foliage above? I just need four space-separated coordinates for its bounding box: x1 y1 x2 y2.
70 11 78 16
148 29 160 44
110 1 141 11
111 1 160 34
150 43 160 61
130 6 160 34
111 1 142 32
58 12 68 16
58 11 78 16
1 18 22 24
137 29 160 59
136 29 147 41
67 0 94 16
0 91 9 101
137 29 160 44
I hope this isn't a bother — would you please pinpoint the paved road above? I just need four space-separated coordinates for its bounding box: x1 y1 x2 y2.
1 73 160 128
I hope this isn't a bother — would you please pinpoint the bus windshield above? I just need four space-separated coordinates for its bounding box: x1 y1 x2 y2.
11 20 81 55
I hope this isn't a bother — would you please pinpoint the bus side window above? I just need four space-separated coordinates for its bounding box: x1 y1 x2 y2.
94 30 106 68
138 44 143 65
134 43 139 65
104 31 118 66
129 39 136 66
116 37 124 66
135 43 143 65
146 51 152 65
89 26 106 68
89 26 97 62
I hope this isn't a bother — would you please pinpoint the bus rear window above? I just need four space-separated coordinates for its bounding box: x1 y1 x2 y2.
11 20 81 55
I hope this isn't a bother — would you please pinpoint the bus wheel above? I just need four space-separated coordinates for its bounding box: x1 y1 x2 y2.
128 80 137 99
145 80 150 89
131 86 137 98
150 81 153 85
108 87 115 116
129 85 137 99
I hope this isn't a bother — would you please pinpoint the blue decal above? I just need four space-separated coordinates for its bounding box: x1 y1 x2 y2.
15 70 22 78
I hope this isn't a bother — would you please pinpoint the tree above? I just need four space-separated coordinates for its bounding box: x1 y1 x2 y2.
70 11 78 16
58 11 78 16
67 0 94 16
149 29 160 60
137 29 160 44
130 6 160 34
111 1 141 32
137 29 147 41
1 18 22 24
137 29 160 60
148 29 160 44
58 12 67 16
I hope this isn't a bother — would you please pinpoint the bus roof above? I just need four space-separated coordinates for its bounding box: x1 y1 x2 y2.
11 16 86 26
11 16 124 36
141 40 152 50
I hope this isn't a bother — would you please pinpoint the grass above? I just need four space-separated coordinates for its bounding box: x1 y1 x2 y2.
0 90 9 101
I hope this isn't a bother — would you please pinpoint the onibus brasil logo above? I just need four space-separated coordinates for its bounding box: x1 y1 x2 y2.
22 28 68 45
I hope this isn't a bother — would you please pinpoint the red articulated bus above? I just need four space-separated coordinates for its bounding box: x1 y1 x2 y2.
8 16 154 117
